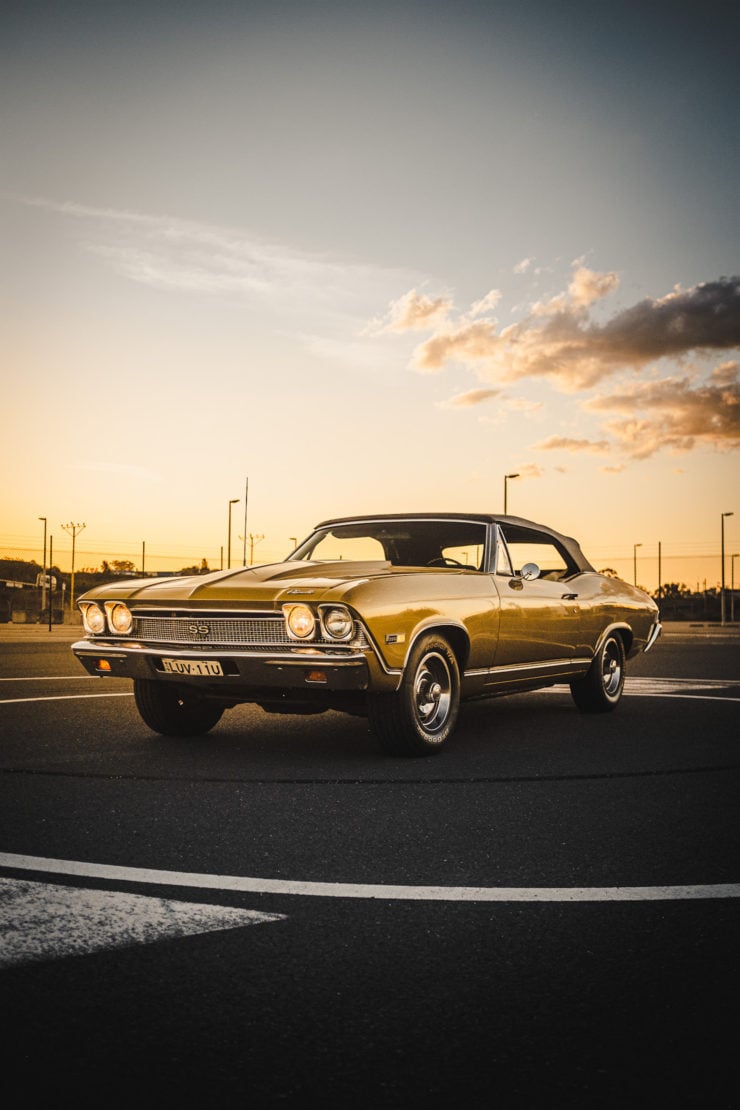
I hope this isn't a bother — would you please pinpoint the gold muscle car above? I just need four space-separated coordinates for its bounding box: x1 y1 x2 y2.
72 513 661 756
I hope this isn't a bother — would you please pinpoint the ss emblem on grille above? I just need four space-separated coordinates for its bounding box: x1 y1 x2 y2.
189 623 210 636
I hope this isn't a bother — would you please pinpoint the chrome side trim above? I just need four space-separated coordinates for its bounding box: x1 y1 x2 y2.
464 658 591 680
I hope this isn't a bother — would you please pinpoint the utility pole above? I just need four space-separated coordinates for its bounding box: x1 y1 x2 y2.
633 542 642 587
721 512 734 625
61 521 86 613
249 533 265 565
242 477 249 567
48 535 53 631
38 516 47 616
142 541 146 576
227 498 239 569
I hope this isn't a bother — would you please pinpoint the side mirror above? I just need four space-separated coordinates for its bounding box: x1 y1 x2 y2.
520 562 541 581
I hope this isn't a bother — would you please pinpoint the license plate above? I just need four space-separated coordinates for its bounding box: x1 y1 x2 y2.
162 658 224 677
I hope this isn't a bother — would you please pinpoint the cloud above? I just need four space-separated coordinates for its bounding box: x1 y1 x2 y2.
20 195 419 316
514 257 533 274
438 387 501 409
585 366 740 458
532 265 620 315
468 289 503 318
513 463 544 480
401 269 740 391
368 288 453 334
533 435 611 454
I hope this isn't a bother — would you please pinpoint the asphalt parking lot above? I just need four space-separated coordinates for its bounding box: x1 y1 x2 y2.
1 622 738 1107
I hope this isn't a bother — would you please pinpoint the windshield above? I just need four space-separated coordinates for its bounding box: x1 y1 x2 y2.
291 519 487 570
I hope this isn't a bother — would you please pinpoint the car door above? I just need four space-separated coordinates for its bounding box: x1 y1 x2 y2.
490 527 582 666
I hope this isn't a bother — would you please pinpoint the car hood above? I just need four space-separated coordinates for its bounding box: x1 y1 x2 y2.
80 561 403 606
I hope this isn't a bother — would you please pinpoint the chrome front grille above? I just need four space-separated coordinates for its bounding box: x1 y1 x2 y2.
130 611 368 651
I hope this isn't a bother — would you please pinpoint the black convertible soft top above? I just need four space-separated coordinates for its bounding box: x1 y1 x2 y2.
316 513 596 574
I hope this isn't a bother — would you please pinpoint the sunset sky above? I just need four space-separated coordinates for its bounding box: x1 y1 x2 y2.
2 0 738 591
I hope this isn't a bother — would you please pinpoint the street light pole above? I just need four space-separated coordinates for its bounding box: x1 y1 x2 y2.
504 473 519 515
242 477 249 567
38 516 47 616
227 499 239 569
721 511 734 625
731 553 738 623
633 542 642 586
48 535 53 631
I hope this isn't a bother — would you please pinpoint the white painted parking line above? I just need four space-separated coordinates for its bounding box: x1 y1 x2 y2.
0 692 134 705
1 852 738 903
0 876 285 969
0 676 97 681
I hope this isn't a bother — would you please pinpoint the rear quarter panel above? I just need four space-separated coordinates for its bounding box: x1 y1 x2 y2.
572 573 659 656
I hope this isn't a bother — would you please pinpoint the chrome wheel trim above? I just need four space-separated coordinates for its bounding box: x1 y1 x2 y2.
601 638 623 697
413 651 452 733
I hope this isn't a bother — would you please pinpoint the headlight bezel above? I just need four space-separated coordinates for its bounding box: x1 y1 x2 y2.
104 601 133 635
283 603 316 641
319 604 354 641
80 601 106 635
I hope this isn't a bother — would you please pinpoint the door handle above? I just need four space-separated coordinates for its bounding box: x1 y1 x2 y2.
561 593 578 600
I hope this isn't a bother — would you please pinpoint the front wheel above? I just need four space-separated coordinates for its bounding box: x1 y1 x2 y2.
570 633 626 713
368 634 461 756
133 679 225 736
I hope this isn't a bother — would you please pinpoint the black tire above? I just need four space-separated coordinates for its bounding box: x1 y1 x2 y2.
133 679 225 736
570 632 626 713
368 633 460 756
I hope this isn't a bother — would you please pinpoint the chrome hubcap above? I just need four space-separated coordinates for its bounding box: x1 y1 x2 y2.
601 640 623 696
414 653 452 733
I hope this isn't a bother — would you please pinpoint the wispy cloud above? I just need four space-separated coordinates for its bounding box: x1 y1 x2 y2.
366 288 453 335
438 387 501 409
20 196 419 315
534 435 611 454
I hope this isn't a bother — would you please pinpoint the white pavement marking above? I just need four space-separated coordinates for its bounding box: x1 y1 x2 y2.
1 852 738 904
0 676 96 681
0 692 134 705
536 677 740 703
0 876 285 969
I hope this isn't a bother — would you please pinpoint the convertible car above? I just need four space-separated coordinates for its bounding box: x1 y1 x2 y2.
72 513 661 755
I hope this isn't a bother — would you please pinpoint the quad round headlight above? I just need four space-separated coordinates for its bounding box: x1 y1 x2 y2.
105 602 133 635
284 603 315 640
320 606 353 640
80 602 106 635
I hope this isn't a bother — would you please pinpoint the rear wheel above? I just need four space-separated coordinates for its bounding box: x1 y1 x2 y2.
133 679 225 736
570 633 626 713
368 633 460 756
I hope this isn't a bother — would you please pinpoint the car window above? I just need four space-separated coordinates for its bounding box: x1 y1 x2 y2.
440 544 484 569
302 532 386 562
506 540 570 580
499 525 577 580
294 520 487 569
494 535 513 576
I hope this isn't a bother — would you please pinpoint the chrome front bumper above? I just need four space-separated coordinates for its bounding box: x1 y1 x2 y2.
71 638 381 694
